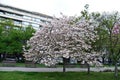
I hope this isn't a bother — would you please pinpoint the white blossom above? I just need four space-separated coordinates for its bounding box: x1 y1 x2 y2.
23 15 102 67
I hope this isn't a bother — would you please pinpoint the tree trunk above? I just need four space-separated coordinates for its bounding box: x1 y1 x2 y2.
102 57 105 64
87 63 90 74
0 54 1 61
3 53 7 60
108 58 112 66
63 58 67 72
114 63 118 78
15 53 20 62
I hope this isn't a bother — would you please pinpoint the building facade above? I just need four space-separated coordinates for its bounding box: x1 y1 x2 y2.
0 3 52 30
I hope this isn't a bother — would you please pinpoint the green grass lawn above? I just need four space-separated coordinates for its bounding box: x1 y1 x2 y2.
0 71 119 80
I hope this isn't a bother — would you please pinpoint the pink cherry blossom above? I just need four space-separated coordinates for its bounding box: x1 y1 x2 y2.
23 15 102 66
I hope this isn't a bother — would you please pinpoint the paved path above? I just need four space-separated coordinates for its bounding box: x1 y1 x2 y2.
0 67 119 72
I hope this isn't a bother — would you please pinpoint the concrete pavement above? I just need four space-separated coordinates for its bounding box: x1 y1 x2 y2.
0 67 118 72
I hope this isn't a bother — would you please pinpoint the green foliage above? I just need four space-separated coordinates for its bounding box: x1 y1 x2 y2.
97 12 120 61
92 12 120 78
0 19 35 54
79 6 120 77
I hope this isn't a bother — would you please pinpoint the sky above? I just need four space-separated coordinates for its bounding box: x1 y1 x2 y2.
0 0 120 17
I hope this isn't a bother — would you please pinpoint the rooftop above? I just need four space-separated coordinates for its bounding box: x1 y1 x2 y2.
0 3 53 19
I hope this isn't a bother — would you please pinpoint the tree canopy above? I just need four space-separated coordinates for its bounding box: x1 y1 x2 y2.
0 18 35 56
24 15 102 68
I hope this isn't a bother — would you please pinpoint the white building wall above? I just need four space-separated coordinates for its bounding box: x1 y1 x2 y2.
0 4 52 30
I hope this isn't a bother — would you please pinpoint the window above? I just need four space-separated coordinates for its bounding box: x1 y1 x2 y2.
13 14 23 18
31 23 39 27
22 22 29 25
41 19 46 22
14 20 22 26
31 18 41 22
0 12 3 14
35 18 40 22
5 12 13 16
23 16 32 20
0 10 5 14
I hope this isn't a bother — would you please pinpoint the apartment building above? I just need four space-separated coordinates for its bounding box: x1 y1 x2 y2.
0 3 53 30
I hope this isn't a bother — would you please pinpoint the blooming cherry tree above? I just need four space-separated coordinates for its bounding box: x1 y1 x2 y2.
23 15 102 72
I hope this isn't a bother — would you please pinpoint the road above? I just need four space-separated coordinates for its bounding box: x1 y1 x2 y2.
0 67 118 72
